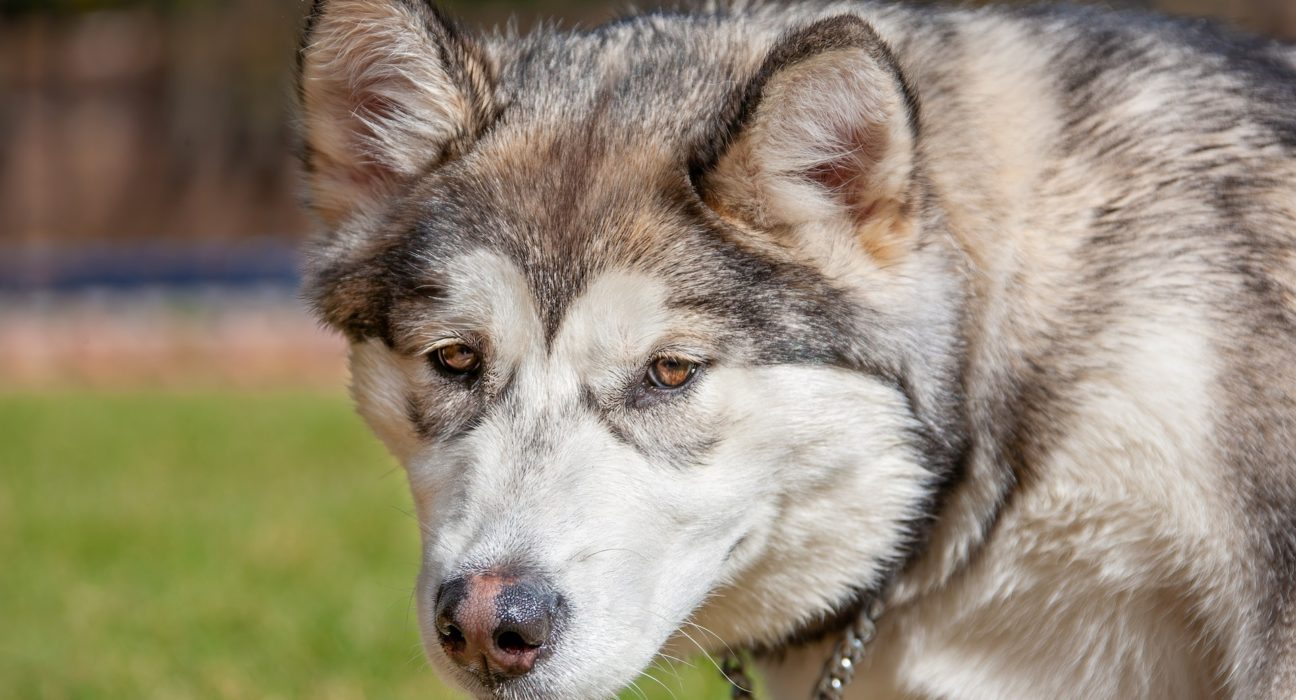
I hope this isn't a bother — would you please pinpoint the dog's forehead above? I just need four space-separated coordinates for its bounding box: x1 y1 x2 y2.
407 145 702 343
433 250 678 369
386 23 774 341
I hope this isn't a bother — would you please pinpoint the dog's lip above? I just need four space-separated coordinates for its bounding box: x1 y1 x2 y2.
457 670 548 700
437 641 560 697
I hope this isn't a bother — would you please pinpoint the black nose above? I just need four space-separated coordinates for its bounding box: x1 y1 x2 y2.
434 571 561 679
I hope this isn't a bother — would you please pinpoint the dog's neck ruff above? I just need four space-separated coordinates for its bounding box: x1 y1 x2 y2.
722 597 884 700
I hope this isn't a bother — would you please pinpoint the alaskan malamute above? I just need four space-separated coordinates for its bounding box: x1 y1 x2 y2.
295 1 1296 697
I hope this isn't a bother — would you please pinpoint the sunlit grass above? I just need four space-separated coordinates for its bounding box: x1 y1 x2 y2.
0 392 729 699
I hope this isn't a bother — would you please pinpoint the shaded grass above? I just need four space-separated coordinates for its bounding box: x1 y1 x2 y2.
0 392 729 699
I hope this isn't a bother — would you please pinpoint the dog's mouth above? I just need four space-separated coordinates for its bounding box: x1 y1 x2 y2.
427 600 682 700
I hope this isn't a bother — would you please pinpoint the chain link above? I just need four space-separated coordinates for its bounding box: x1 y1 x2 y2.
720 598 883 700
812 598 882 700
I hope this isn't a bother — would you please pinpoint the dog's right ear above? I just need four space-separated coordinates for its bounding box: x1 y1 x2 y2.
297 0 495 225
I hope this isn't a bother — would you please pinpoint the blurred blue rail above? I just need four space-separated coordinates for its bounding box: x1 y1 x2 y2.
0 241 303 294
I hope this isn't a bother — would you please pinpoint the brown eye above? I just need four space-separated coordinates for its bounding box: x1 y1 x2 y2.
647 357 699 390
432 343 481 376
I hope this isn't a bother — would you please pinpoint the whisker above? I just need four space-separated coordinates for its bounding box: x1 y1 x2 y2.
656 651 695 669
624 678 648 700
683 620 741 661
673 623 753 697
638 667 679 700
572 547 649 564
404 642 428 668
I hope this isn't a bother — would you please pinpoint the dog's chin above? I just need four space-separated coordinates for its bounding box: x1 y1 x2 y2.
425 653 548 700
424 634 665 700
429 662 643 700
433 671 544 700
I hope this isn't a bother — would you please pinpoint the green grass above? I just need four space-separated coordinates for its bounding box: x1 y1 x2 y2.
0 392 730 699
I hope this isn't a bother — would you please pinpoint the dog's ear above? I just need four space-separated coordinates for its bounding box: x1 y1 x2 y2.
700 16 919 263
297 0 495 225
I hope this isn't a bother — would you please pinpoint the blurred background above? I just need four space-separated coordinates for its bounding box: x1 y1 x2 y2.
1 0 1292 698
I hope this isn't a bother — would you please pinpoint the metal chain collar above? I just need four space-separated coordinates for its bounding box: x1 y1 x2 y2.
721 597 883 700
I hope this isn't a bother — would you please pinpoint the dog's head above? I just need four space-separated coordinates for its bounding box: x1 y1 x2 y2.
297 2 964 696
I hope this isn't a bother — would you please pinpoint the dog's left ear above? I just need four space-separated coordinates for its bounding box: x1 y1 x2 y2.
700 16 919 262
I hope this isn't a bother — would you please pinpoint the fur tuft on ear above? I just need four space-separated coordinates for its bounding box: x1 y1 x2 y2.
297 0 495 225
703 15 919 262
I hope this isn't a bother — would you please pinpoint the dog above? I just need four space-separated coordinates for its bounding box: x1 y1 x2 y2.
294 0 1296 697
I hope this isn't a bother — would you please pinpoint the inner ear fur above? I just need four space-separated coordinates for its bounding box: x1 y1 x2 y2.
702 15 920 262
296 0 496 226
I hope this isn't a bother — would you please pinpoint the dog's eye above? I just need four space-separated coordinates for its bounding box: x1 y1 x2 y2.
431 343 481 376
646 357 699 390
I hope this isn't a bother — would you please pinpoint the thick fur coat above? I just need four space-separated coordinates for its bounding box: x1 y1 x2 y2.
294 1 1296 697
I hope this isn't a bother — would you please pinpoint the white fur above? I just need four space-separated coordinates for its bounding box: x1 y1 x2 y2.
349 260 933 699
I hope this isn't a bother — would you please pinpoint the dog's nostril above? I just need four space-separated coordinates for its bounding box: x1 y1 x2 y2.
434 576 471 653
493 579 557 650
494 630 537 655
440 622 466 650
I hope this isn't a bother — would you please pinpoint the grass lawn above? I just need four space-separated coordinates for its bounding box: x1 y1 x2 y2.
0 392 731 699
